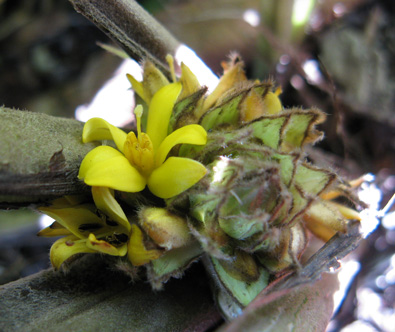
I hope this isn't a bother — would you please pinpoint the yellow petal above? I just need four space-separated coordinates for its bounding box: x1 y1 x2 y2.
142 61 170 100
80 147 146 192
148 157 207 199
91 186 130 231
199 60 246 116
127 224 162 266
155 124 207 167
240 88 266 122
127 73 149 104
86 233 127 256
332 202 361 221
304 200 351 235
50 235 96 270
83 156 146 192
39 204 104 239
146 82 182 151
304 216 336 242
82 118 127 153
262 91 282 115
179 62 201 100
79 146 125 179
37 221 72 237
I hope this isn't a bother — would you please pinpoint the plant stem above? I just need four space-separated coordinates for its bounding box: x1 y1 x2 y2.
0 108 96 207
69 0 180 77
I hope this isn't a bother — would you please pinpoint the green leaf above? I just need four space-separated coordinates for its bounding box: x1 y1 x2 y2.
150 241 203 280
272 153 297 187
200 94 243 130
219 214 266 240
210 256 269 308
168 87 206 132
281 112 314 149
294 163 335 196
286 184 310 223
282 163 336 224
280 109 325 151
241 109 324 152
189 193 221 224
246 117 286 149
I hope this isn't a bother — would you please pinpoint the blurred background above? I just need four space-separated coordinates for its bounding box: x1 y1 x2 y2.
0 0 394 331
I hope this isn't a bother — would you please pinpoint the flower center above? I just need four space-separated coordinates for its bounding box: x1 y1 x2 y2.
124 105 155 178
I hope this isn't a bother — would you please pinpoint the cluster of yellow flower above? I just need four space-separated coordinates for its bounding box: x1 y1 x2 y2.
38 55 361 312
39 57 209 268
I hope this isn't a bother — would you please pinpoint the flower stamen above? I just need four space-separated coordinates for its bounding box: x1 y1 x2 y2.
124 105 155 177
134 104 143 138
166 54 177 83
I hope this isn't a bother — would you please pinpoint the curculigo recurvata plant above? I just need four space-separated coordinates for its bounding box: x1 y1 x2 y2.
38 54 362 319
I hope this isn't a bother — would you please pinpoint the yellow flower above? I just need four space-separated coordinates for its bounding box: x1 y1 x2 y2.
38 195 168 268
38 196 130 269
127 224 162 266
78 83 208 199
43 75 208 270
304 178 363 242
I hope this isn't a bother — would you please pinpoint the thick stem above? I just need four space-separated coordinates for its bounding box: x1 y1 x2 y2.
0 108 97 206
69 0 180 77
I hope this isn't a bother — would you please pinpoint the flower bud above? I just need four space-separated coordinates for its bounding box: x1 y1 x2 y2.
139 207 191 250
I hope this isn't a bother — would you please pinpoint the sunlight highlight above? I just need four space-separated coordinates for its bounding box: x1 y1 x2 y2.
292 0 315 26
75 59 142 126
243 9 260 27
38 214 55 229
302 59 323 85
332 260 360 314
212 157 230 183
358 174 382 237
